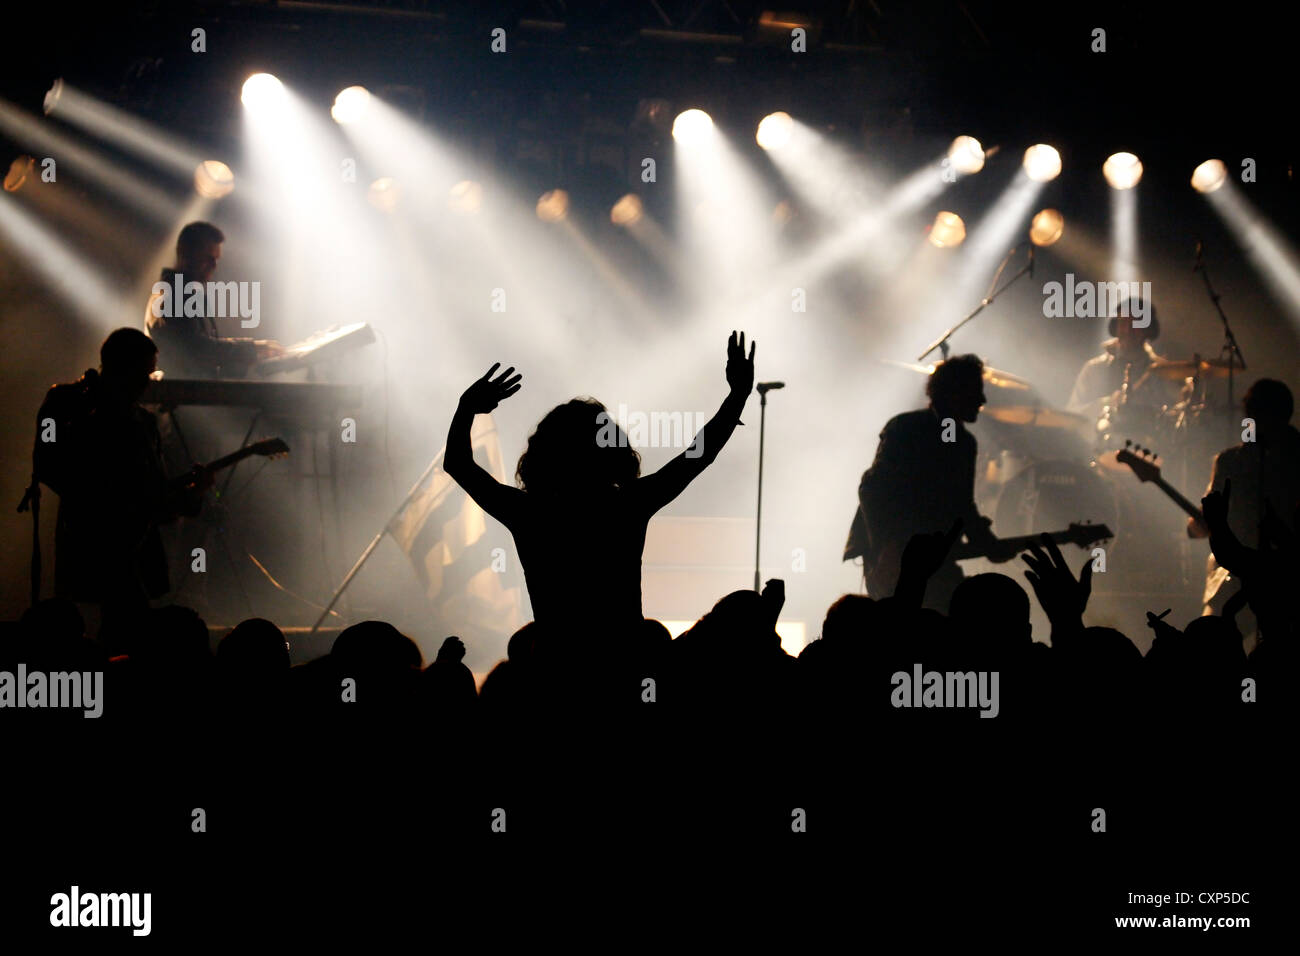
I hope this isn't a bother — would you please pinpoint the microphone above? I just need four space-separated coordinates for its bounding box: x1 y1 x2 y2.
1027 244 1035 278
1193 239 1204 272
756 381 785 394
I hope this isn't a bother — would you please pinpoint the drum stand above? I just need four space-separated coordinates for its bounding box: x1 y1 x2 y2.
1194 246 1247 412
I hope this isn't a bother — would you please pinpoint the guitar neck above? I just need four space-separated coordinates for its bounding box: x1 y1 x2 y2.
950 530 1074 561
1152 477 1203 521
205 446 259 474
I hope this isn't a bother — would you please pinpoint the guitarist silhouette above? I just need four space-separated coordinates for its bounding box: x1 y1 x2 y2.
844 355 1018 611
30 330 286 634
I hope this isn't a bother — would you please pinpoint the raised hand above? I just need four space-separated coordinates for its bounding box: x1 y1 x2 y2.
1021 532 1093 636
725 330 756 397
760 577 786 624
459 363 522 415
436 635 467 664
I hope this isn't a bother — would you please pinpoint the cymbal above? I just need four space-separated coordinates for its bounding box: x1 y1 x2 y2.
982 405 1092 429
876 358 1034 391
1146 357 1243 381
1093 449 1129 473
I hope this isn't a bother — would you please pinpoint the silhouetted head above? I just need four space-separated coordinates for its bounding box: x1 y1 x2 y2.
1243 378 1293 436
950 573 1032 649
138 605 211 670
820 594 873 642
99 328 158 402
331 620 423 672
1107 296 1160 346
20 598 85 643
506 622 538 662
218 618 290 676
692 589 780 658
17 599 100 671
927 354 986 423
176 220 224 282
516 398 641 496
1078 626 1143 669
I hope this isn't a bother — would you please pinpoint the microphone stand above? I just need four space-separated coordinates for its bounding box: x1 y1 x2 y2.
753 382 782 591
1193 244 1247 411
917 244 1035 362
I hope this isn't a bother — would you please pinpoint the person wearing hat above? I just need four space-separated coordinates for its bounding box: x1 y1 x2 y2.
1067 296 1168 417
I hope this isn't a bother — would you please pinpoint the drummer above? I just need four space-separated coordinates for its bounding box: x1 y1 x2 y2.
1066 296 1171 419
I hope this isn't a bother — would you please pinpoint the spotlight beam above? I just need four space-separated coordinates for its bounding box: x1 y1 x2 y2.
0 98 178 223
42 82 205 177
0 192 129 327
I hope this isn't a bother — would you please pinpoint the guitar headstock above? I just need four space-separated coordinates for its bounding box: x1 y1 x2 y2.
248 437 291 459
1115 439 1161 483
1065 521 1112 548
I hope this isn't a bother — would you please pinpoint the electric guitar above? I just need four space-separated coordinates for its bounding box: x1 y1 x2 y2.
851 515 1112 598
1114 444 1204 522
173 437 290 491
1114 442 1233 608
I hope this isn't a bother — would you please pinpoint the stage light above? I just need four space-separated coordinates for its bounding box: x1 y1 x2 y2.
1030 208 1064 246
4 155 35 192
367 177 398 212
1022 144 1061 182
241 73 286 112
449 180 482 214
929 211 966 248
194 160 234 199
610 193 643 226
536 188 569 223
331 86 372 125
43 78 64 116
756 112 794 151
1191 159 1228 194
672 109 714 145
1103 151 1143 190
948 136 985 175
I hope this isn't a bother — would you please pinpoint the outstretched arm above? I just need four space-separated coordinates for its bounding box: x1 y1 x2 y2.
445 363 526 528
634 331 754 515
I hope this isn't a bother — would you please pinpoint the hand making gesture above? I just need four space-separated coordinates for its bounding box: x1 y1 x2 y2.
725 330 756 397
459 363 523 415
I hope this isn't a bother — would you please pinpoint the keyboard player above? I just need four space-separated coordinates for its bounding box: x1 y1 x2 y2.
144 221 286 379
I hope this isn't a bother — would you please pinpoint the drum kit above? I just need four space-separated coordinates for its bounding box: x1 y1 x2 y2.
880 351 1242 590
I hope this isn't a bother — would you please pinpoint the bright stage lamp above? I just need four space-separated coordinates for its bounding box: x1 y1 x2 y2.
1191 159 1227 194
536 189 569 222
1103 152 1143 189
331 86 372 125
672 109 714 145
194 160 235 199
449 180 483 214
43 78 64 116
1023 144 1062 182
929 211 966 248
756 112 794 151
610 193 643 226
241 73 286 112
948 136 985 175
368 177 398 212
1029 208 1064 246
4 155 35 192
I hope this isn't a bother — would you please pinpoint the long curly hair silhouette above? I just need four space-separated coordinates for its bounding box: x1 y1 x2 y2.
515 398 641 495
